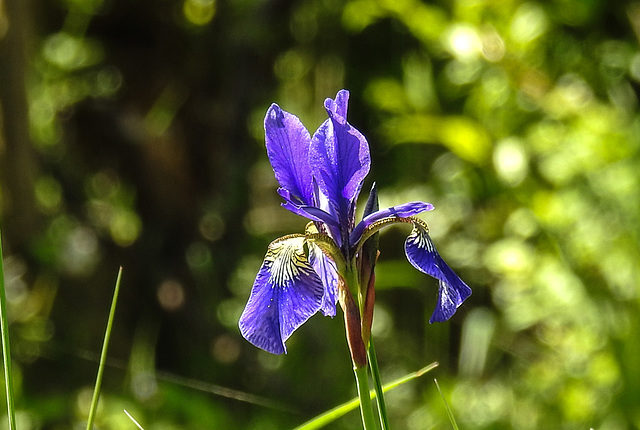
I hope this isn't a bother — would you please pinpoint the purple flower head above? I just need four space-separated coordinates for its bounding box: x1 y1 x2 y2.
239 90 471 354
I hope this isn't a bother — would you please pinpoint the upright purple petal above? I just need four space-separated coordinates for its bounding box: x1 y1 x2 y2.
239 236 324 354
404 223 471 323
265 104 314 206
349 201 435 247
310 90 371 246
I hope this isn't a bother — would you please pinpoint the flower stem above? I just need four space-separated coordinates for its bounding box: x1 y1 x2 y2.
367 338 389 430
343 263 362 311
0 230 17 430
341 263 377 428
353 364 377 430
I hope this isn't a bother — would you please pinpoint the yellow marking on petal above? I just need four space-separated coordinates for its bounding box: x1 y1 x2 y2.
305 221 319 235
265 235 315 288
406 222 436 253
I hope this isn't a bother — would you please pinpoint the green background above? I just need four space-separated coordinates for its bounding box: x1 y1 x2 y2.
1 0 639 428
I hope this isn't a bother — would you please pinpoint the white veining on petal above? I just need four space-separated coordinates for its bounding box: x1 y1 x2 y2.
407 224 436 253
265 236 315 288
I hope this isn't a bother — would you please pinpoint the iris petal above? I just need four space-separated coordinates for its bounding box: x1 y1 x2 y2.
308 243 339 317
278 188 340 227
328 88 349 118
239 235 324 354
404 223 472 323
311 178 343 244
265 104 314 206
310 90 371 246
349 201 435 247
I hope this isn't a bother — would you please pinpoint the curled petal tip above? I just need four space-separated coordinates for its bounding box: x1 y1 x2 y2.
334 89 350 117
324 89 350 120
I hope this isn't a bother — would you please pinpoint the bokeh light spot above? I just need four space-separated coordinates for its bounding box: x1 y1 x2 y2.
131 371 158 401
62 226 99 277
110 210 141 247
493 137 529 185
43 33 103 70
157 280 185 312
183 0 216 26
510 3 548 44
199 211 225 242
35 176 63 214
485 239 535 276
211 335 241 364
446 24 482 61
186 241 212 271
274 49 312 82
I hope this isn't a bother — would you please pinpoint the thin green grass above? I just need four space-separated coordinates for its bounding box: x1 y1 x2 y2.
1 234 127 430
124 409 145 429
434 378 460 430
0 230 17 430
86 267 124 430
294 362 439 430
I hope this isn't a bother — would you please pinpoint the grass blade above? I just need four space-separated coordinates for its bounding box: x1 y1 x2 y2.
434 378 460 430
86 267 123 430
0 230 17 430
294 362 438 430
124 410 145 429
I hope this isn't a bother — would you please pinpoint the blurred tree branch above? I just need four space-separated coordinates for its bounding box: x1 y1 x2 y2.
0 0 41 253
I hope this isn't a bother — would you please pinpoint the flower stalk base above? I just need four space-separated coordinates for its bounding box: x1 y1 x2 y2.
353 364 376 430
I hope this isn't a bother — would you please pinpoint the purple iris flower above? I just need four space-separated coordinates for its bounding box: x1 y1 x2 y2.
239 90 471 354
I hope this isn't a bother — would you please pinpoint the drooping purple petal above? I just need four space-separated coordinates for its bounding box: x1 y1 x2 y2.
239 236 324 354
404 223 471 323
350 201 435 247
265 104 314 206
310 90 371 247
308 243 339 317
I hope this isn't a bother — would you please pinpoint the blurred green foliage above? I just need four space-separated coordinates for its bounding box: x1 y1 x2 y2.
1 0 639 428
